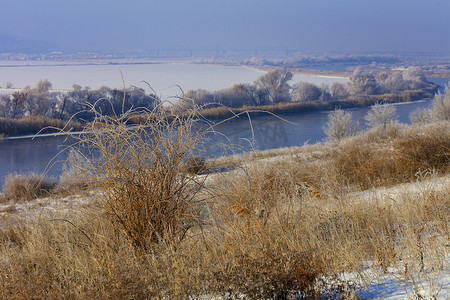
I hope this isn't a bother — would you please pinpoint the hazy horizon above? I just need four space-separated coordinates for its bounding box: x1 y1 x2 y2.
1 0 449 55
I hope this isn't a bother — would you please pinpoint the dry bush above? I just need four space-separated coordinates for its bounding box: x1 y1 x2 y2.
205 164 351 298
329 122 449 189
184 155 207 174
394 122 450 178
410 107 432 124
331 140 401 189
2 173 57 202
0 212 158 299
70 100 219 252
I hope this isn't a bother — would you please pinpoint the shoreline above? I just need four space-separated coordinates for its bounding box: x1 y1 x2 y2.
0 130 82 141
250 64 350 79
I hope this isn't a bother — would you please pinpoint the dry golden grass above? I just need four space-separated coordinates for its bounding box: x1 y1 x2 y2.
329 122 450 189
2 173 57 202
0 116 82 137
0 103 448 298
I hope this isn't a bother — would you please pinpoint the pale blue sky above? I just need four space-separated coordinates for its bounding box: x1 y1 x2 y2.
1 0 449 53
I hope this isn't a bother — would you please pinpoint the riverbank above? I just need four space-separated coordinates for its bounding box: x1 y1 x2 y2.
197 85 438 120
0 84 437 139
0 119 448 298
0 116 82 139
252 64 350 78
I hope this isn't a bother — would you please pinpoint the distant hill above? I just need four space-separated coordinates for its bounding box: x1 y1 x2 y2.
0 35 64 54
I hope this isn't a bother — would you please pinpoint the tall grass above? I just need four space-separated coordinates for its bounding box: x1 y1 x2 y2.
2 173 57 202
0 116 83 137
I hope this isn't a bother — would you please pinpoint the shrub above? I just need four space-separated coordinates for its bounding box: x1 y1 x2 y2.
209 164 330 298
184 155 207 175
410 108 432 124
431 86 450 121
324 108 359 142
364 102 398 130
55 150 89 193
73 103 214 252
394 123 450 178
331 140 400 188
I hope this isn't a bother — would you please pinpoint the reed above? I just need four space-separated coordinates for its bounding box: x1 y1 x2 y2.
2 173 57 202
0 116 82 137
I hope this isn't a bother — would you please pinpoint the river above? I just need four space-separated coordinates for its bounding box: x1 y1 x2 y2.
0 96 435 188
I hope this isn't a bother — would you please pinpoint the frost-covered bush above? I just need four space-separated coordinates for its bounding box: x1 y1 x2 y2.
324 108 359 142
364 103 398 130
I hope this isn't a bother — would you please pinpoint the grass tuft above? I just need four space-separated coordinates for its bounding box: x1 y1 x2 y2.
2 173 57 202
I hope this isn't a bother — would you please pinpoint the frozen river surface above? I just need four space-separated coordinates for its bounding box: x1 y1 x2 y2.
0 61 348 100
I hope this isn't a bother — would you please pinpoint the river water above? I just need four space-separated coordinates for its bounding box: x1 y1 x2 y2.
0 97 435 188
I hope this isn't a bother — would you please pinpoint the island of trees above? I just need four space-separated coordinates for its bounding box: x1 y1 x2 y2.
0 66 438 137
182 66 438 118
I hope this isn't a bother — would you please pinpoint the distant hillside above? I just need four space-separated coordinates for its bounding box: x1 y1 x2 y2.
0 35 63 54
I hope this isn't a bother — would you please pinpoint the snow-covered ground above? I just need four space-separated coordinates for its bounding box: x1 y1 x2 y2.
345 260 449 299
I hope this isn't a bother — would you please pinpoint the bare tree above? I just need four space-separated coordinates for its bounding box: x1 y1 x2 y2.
72 84 82 92
8 91 27 119
35 79 53 93
232 83 263 106
329 82 348 99
349 69 378 96
185 89 214 106
291 82 322 102
254 68 292 103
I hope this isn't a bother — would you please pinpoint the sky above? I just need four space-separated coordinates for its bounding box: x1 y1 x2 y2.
1 0 449 54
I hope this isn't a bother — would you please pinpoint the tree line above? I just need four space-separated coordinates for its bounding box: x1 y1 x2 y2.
0 80 156 122
0 66 436 134
179 66 434 109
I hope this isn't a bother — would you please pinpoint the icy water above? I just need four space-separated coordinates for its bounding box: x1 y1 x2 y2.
0 61 347 99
